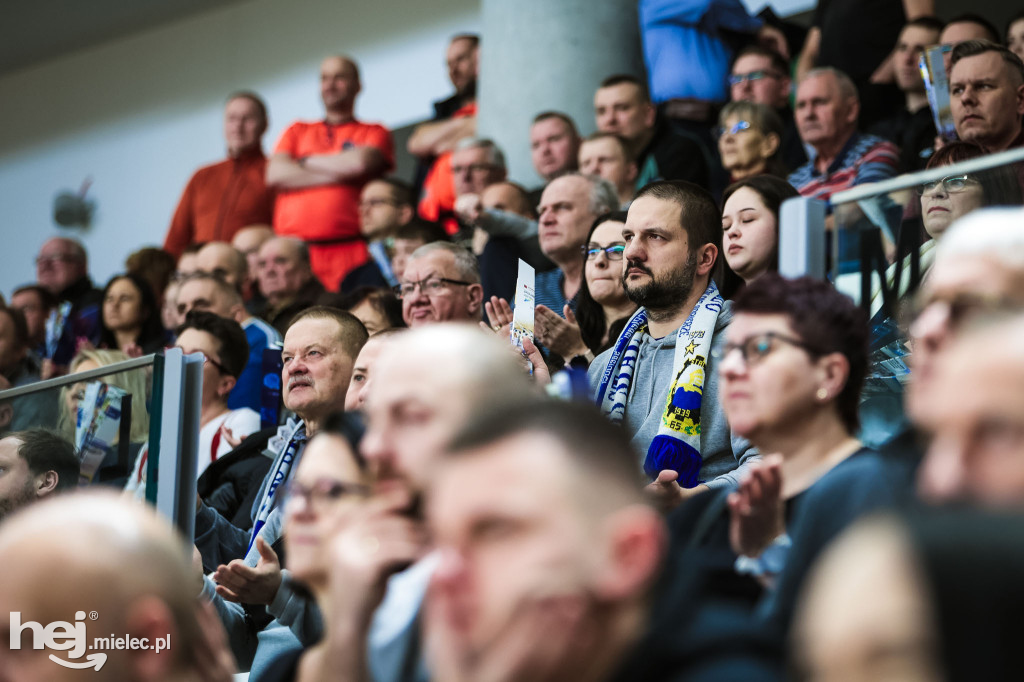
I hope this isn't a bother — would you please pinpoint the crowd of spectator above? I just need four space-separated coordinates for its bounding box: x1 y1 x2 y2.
4 2 1024 681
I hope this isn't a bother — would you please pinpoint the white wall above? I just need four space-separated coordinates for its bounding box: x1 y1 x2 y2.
0 0 480 297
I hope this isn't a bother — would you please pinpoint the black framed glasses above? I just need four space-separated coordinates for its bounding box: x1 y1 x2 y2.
583 243 626 261
916 174 979 195
711 332 819 365
715 120 752 138
728 70 781 86
393 277 473 298
284 478 370 513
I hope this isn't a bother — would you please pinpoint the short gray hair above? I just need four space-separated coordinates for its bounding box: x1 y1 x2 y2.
408 242 481 284
562 172 619 215
802 67 858 102
453 137 507 171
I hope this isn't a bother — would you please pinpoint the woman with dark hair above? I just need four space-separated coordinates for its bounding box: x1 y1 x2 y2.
796 508 1024 682
919 141 1023 242
330 286 405 334
665 275 896 624
716 101 787 181
534 211 638 364
98 273 168 356
720 176 800 288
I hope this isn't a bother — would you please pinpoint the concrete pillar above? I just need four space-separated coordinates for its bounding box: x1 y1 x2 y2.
477 0 644 189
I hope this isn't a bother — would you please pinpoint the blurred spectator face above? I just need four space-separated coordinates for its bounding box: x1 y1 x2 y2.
793 521 940 682
949 52 1024 151
894 25 940 94
1009 19 1024 63
390 238 427 282
224 96 266 157
940 21 996 71
281 317 355 420
594 82 655 143
537 175 598 261
257 239 310 302
427 435 614 672
349 299 390 335
795 73 857 151
196 242 247 289
916 321 1024 506
721 187 779 283
176 278 238 320
0 436 44 524
0 310 26 375
919 174 985 240
35 238 85 296
717 114 779 179
344 335 388 411
579 137 636 202
730 54 790 109
481 182 533 218
359 181 411 239
162 281 182 332
284 432 368 588
906 252 1024 424
320 57 360 112
10 289 51 347
102 278 144 333
175 251 201 279
176 328 233 408
452 145 504 197
232 225 274 287
399 250 482 327
585 219 630 307
447 37 479 95
530 117 579 181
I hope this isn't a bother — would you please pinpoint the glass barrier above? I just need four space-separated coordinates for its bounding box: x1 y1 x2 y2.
0 349 203 535
780 146 1024 445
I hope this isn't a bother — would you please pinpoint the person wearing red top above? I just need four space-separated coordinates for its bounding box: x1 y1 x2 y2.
267 56 395 291
164 92 275 259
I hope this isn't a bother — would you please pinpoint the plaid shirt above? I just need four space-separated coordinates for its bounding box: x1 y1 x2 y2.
788 132 901 202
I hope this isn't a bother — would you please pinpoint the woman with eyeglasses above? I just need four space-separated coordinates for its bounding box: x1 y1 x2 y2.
670 275 894 620
919 141 1022 243
716 101 786 182
720 176 800 292
534 211 638 365
258 412 377 682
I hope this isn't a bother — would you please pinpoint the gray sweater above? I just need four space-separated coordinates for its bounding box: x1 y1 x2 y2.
588 302 758 490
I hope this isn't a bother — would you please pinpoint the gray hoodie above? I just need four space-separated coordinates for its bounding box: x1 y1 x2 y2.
588 301 758 490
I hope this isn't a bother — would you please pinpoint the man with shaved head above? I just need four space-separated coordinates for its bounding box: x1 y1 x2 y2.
267 55 395 291
164 91 275 259
254 237 326 336
0 493 216 681
231 225 274 311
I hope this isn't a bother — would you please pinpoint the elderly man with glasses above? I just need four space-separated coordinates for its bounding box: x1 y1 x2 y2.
396 242 484 327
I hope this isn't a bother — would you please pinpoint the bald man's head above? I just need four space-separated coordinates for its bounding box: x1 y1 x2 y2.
362 324 537 496
196 242 247 290
257 237 312 304
0 493 203 681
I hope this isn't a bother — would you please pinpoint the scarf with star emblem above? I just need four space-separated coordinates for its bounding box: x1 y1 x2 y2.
595 282 724 487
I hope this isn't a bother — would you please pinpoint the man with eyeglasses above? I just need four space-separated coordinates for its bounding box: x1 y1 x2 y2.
729 45 807 171
420 137 506 227
788 68 900 202
33 237 103 370
396 242 483 327
339 178 417 294
194 306 367 676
